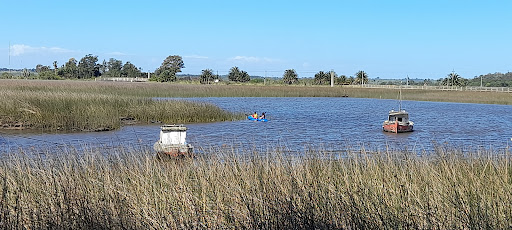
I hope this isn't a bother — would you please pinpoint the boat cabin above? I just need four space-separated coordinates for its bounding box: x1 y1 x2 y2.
159 124 187 145
387 110 410 124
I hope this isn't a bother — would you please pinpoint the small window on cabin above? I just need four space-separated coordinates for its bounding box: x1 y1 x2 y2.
398 117 403 122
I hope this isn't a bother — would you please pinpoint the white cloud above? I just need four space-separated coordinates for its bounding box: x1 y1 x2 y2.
10 44 73 56
184 55 209 59
231 56 259 62
106 51 128 56
230 56 280 63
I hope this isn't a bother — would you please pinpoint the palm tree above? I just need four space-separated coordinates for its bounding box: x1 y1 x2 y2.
337 75 347 85
445 72 464 86
355 70 368 85
53 61 58 75
200 69 216 84
283 69 298 85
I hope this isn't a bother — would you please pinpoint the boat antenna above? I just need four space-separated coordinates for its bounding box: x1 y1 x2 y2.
8 41 11 75
399 84 402 111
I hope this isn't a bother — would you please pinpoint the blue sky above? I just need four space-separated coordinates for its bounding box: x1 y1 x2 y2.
1 0 511 79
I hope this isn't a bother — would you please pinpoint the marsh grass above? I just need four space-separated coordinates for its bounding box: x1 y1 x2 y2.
0 80 243 131
1 146 511 229
2 79 511 104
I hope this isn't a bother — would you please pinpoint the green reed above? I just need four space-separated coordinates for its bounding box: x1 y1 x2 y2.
1 79 511 104
1 146 511 229
0 80 243 131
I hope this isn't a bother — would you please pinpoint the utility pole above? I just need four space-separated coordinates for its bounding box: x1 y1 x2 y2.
360 71 363 88
264 70 267 85
451 69 455 88
330 69 334 87
8 41 11 75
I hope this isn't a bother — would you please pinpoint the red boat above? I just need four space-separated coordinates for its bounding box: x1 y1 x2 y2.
382 109 414 133
382 88 414 133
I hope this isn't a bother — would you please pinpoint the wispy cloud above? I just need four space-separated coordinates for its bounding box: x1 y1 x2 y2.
10 44 73 56
106 51 129 56
184 55 209 59
229 56 280 63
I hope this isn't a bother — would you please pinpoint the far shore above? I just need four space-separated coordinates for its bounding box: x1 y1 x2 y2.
1 79 510 132
2 79 510 104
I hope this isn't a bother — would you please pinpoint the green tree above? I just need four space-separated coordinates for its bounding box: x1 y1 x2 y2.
355 70 368 84
228 66 250 82
313 71 330 85
0 72 12 79
53 61 58 75
104 58 123 78
78 54 100 79
153 55 184 82
35 64 50 73
22 68 31 78
348 76 355 84
34 63 59 80
337 75 347 85
38 71 60 80
200 69 218 84
283 69 298 85
442 72 466 87
467 72 512 87
121 62 142 78
59 58 78 78
99 60 107 75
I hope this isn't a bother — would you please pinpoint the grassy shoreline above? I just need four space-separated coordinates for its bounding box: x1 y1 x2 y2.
1 147 511 229
1 79 510 132
0 80 244 132
2 79 511 104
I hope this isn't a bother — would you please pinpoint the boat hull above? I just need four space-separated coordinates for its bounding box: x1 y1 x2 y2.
154 142 194 158
248 115 268 122
383 122 413 133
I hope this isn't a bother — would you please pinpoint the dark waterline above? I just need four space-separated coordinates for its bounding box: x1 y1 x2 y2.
1 97 511 154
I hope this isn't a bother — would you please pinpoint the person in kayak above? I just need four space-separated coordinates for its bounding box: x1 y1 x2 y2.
252 112 258 119
259 112 266 120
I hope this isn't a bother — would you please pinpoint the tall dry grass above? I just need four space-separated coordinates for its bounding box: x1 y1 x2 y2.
1 146 511 229
1 79 511 105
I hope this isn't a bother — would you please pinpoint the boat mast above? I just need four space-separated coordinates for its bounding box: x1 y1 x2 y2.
399 85 402 111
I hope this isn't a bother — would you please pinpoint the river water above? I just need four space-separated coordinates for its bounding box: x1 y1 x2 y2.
1 97 511 154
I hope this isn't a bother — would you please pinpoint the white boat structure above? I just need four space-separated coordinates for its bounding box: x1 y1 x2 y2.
154 124 194 157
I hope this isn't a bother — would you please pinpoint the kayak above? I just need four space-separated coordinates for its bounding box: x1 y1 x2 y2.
247 115 268 122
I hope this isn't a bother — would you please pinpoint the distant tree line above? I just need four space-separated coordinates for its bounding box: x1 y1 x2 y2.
0 54 146 80
426 71 512 87
2 55 512 87
309 70 368 86
467 72 512 87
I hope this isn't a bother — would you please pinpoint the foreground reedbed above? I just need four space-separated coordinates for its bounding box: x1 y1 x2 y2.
0 147 511 229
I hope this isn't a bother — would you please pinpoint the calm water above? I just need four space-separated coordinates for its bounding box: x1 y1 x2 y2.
1 97 511 154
